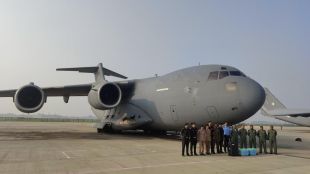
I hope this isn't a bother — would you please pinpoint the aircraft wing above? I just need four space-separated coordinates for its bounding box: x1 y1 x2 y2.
266 109 310 117
0 84 92 98
261 88 310 118
0 89 15 97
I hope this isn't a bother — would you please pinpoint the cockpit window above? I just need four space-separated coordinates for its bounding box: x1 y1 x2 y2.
208 71 219 80
219 71 229 79
229 71 246 77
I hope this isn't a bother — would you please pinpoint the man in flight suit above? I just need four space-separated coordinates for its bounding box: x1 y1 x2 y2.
197 125 207 155
181 123 191 156
190 122 198 156
205 124 211 155
239 125 247 148
257 126 267 154
268 125 277 154
248 125 257 148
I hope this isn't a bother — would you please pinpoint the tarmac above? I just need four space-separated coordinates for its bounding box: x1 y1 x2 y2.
0 122 309 174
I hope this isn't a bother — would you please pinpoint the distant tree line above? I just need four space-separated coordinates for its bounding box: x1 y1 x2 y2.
0 117 97 123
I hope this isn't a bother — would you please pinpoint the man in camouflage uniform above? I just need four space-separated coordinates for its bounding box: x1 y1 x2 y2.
238 125 247 148
248 125 257 148
257 126 267 154
268 125 277 154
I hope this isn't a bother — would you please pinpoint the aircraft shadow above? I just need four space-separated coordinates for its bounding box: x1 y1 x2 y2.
0 131 180 141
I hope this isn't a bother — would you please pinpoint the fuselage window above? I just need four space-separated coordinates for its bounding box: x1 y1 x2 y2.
219 71 229 79
208 71 219 80
229 71 246 77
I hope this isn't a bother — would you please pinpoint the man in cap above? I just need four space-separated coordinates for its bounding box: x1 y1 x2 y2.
268 125 277 154
239 125 247 148
257 126 267 154
248 125 257 148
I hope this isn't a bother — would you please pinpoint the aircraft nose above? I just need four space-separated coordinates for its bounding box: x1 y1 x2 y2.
239 78 266 116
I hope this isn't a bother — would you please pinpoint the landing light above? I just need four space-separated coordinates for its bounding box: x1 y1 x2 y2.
225 82 237 91
156 88 169 92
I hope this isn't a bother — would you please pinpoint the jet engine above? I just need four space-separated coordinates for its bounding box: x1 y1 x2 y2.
14 84 45 113
88 82 122 110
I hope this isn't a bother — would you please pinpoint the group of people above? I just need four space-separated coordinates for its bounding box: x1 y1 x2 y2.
180 122 278 156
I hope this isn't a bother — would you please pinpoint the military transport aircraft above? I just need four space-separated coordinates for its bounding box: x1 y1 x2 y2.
0 63 266 133
261 88 310 127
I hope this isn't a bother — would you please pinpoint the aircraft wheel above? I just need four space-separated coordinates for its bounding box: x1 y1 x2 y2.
97 128 103 134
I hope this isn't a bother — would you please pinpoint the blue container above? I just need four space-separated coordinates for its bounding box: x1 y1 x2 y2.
239 148 249 156
249 148 257 156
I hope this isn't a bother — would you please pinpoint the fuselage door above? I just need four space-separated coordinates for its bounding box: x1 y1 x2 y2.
206 106 219 122
170 105 178 121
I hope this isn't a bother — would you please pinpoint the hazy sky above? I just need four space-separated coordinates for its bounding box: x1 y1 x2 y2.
0 1 309 122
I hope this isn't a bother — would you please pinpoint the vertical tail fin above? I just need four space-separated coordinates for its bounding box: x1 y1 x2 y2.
56 63 127 83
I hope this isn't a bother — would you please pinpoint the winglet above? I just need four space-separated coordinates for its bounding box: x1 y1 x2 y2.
57 63 127 82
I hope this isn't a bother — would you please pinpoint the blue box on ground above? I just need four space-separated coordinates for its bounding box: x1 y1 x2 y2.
239 148 249 156
249 148 257 156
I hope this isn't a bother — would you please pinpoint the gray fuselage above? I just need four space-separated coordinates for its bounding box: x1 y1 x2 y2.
92 65 266 131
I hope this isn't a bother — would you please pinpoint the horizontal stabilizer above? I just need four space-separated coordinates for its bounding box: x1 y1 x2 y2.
265 109 310 117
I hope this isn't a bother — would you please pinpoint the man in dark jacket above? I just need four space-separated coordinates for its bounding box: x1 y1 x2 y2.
208 121 216 154
216 124 224 153
229 125 239 156
190 122 198 156
181 123 191 156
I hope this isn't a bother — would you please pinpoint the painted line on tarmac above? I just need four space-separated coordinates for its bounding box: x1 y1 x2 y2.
103 160 222 172
280 154 310 160
101 155 279 172
62 152 71 159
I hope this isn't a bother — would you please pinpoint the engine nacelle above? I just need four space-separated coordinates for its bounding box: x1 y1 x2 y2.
14 84 45 113
88 82 122 110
